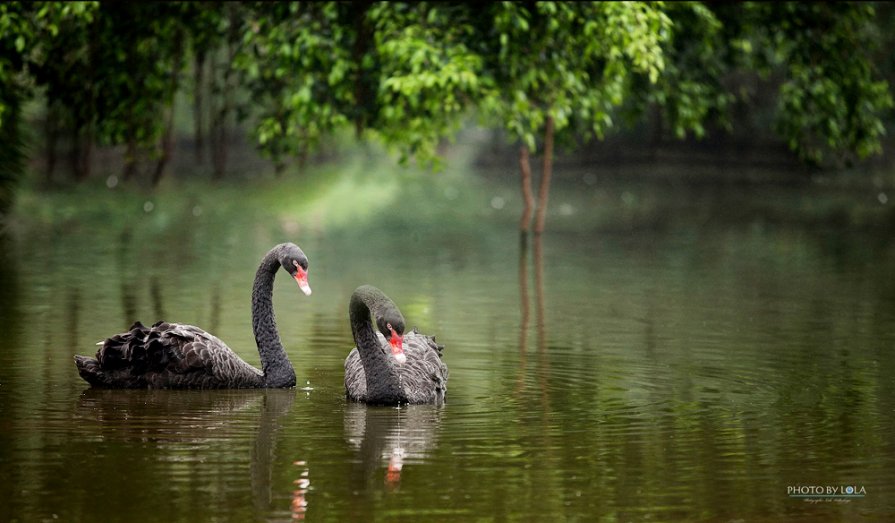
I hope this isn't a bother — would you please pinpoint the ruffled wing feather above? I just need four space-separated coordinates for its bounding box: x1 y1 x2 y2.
75 321 263 389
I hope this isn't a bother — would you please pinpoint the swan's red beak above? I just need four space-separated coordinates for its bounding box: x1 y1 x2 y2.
388 329 406 364
294 266 312 296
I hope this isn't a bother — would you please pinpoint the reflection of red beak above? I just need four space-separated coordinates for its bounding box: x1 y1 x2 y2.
293 266 312 296
386 451 404 489
388 328 406 364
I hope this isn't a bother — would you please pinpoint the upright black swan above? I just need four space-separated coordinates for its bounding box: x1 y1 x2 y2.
345 285 448 405
74 243 312 389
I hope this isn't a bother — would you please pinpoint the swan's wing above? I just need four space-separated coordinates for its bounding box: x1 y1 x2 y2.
77 321 262 388
400 330 448 404
343 331 448 404
154 322 263 388
344 347 367 401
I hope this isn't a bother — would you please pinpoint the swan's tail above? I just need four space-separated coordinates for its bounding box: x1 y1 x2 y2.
411 327 445 356
74 354 108 387
74 321 157 388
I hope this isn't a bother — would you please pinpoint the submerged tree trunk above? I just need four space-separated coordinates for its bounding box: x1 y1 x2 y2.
70 123 93 182
518 145 535 233
80 132 94 182
152 107 175 187
211 7 239 181
534 115 555 235
123 135 138 181
352 0 372 138
210 120 225 179
193 50 206 165
44 103 60 184
1 94 24 215
210 108 228 180
153 34 184 187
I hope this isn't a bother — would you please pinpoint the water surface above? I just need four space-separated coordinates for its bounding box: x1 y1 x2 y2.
1 163 894 521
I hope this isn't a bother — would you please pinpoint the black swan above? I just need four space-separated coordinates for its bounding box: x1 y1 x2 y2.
73 243 311 389
344 285 448 405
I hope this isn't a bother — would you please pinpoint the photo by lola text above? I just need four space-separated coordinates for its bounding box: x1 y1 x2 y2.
787 485 866 503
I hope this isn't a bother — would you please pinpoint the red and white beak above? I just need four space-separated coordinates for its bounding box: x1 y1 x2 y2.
293 264 312 296
388 325 406 364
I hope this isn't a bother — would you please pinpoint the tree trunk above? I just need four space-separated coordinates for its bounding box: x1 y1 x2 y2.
79 131 93 182
193 50 206 164
68 127 80 181
123 135 138 181
152 107 175 187
45 103 59 184
153 36 183 187
534 114 554 234
70 123 93 182
514 232 530 395
211 115 226 180
518 145 535 232
352 0 371 138
211 8 238 181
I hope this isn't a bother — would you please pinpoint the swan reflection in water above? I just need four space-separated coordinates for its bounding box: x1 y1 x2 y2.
77 389 298 516
291 460 310 520
343 403 443 490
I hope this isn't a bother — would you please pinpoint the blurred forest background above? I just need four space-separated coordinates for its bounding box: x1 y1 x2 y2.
1 1 894 230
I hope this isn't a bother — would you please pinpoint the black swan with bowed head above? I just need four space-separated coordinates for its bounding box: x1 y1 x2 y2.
74 243 312 389
344 285 448 405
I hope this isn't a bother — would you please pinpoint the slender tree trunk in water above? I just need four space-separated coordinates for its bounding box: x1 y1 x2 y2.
298 144 308 173
152 107 175 187
79 131 93 182
73 21 98 184
273 113 288 178
352 0 371 137
45 106 58 184
534 115 555 235
70 124 93 182
68 127 79 181
193 50 206 164
514 232 530 395
211 11 238 181
518 145 535 232
274 161 286 177
123 136 138 181
153 37 183 188
211 109 227 180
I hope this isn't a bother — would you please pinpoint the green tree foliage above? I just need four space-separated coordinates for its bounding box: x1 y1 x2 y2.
29 2 189 181
0 2 96 207
237 2 356 171
753 3 893 166
0 1 893 217
629 2 733 139
0 92 23 216
0 2 97 127
369 2 485 167
479 2 671 150
475 2 671 232
93 2 188 180
237 2 486 170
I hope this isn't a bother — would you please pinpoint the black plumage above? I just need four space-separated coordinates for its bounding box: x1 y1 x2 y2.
345 285 448 405
74 243 311 389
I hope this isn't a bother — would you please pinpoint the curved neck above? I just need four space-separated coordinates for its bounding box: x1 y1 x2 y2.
253 248 296 388
349 287 405 403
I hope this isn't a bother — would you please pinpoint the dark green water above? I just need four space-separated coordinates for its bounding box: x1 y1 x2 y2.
1 161 894 521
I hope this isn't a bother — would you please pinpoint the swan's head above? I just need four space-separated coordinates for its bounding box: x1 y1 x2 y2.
376 311 406 364
279 243 312 296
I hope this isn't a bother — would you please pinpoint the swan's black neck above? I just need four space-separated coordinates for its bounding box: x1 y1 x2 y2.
253 247 296 388
349 286 405 403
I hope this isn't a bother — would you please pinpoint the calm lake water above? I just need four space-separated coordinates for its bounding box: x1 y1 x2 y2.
1 159 894 522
